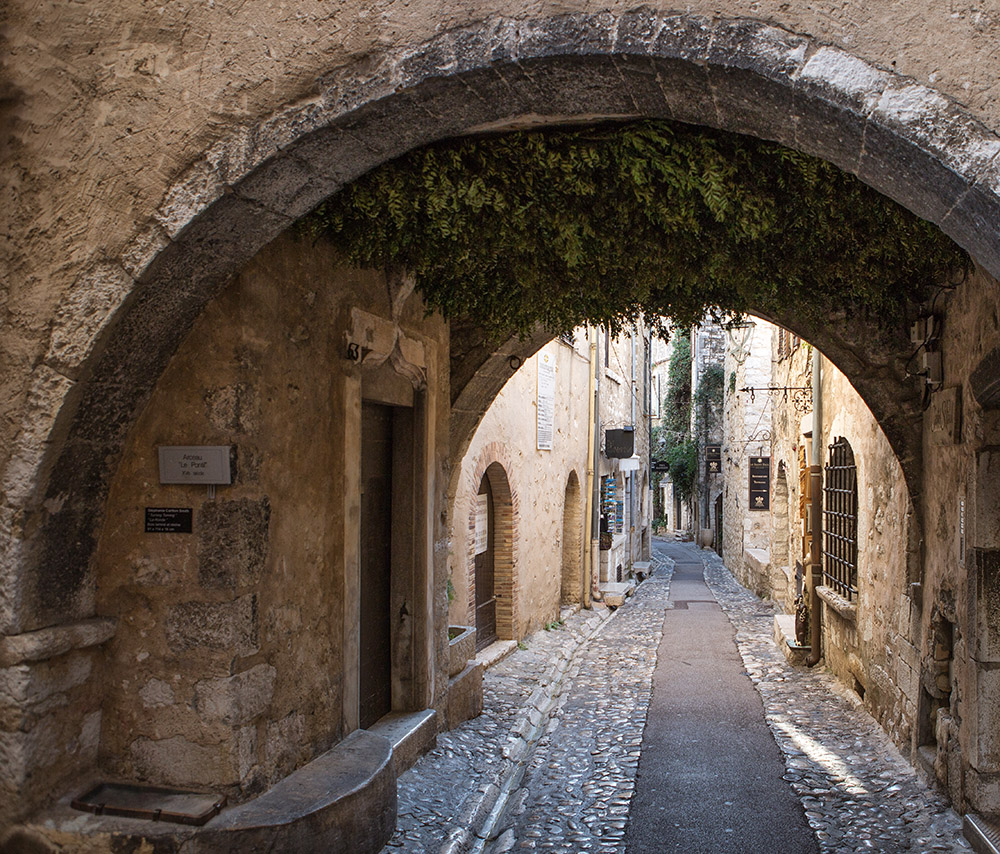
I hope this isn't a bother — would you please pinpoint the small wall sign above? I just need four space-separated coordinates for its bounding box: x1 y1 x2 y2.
706 444 722 475
158 446 232 485
145 507 193 533
749 456 771 511
475 494 489 556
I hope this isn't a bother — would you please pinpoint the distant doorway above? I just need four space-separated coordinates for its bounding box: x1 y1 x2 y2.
561 471 583 606
360 402 394 728
475 471 498 650
714 494 723 557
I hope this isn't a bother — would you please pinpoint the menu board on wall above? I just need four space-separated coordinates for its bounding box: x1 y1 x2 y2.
537 352 555 451
706 444 721 475
749 456 771 511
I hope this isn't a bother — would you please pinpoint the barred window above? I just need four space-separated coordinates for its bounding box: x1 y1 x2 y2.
823 437 858 600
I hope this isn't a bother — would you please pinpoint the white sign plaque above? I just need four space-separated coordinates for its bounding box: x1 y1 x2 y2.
537 351 556 451
475 494 489 555
158 446 232 485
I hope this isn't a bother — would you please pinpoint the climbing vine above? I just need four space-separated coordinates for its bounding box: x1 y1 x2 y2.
652 335 697 509
301 120 967 339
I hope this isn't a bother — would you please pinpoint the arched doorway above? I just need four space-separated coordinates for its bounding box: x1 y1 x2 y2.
561 470 583 606
474 470 497 650
474 462 514 651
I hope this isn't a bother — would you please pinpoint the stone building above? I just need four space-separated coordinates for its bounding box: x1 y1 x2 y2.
690 323 728 550
597 324 653 586
7 4 1000 850
721 320 778 586
720 315 992 820
448 323 651 654
448 334 591 652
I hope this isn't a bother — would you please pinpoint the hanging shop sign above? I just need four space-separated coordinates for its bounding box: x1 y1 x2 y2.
605 427 635 458
749 456 771 511
706 445 722 476
652 460 670 473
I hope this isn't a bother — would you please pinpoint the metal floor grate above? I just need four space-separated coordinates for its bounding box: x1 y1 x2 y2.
965 813 1000 854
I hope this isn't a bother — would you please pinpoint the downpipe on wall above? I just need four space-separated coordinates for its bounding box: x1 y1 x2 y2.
584 326 597 609
807 348 824 667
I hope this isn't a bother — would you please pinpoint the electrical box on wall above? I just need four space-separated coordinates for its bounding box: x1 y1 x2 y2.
910 317 931 344
922 351 943 385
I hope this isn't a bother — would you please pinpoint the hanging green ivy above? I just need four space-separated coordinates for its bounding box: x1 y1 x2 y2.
300 120 967 338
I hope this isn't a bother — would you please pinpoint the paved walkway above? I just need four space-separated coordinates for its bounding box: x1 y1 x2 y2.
625 543 817 853
382 538 969 854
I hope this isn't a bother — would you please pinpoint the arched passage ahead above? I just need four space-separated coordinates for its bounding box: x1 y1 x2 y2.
5 8 1000 837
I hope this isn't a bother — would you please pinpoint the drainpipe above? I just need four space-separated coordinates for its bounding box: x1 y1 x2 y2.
630 327 636 564
807 348 824 667
583 326 598 609
592 328 604 603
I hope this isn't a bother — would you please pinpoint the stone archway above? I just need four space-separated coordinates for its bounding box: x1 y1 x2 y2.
6 9 1000 830
561 470 583 606
10 14 1000 642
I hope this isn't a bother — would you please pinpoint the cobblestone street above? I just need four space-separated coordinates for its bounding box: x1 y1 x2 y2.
384 539 969 854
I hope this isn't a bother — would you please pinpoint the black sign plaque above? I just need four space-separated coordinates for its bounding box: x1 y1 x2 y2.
145 507 193 533
748 457 770 511
706 444 722 476
605 427 635 459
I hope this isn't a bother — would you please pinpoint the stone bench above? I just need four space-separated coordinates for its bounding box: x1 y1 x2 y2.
2 729 396 854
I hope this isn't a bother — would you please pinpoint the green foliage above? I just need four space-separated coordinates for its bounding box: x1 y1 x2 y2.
300 120 967 339
694 363 725 440
665 438 699 502
662 336 692 436
652 333 699 502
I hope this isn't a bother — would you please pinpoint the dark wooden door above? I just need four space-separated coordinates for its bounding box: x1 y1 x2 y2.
360 402 393 729
474 472 497 651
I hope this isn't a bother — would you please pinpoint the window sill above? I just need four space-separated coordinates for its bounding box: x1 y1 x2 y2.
817 585 857 623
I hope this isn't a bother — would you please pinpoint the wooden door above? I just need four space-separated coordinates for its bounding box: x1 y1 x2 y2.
360 402 393 729
474 472 497 651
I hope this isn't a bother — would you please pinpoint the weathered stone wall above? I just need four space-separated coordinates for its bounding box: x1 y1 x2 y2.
919 265 1000 812
819 357 917 748
721 321 774 589
88 234 449 802
449 338 590 640
766 333 812 611
598 326 651 580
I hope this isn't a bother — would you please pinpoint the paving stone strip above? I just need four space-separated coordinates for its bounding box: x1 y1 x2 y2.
385 560 671 854
700 548 970 853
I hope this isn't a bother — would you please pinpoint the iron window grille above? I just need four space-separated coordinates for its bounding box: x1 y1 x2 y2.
823 437 859 600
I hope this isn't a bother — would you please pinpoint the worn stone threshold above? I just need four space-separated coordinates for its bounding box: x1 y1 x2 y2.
965 813 1000 854
1 729 397 854
476 639 518 670
367 708 437 774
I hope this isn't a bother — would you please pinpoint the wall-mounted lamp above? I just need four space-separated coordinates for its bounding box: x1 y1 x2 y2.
725 319 756 365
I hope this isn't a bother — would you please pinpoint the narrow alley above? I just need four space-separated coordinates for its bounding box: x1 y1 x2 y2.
385 539 967 854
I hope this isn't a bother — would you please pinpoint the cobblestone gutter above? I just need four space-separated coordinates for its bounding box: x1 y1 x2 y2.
701 549 969 853
386 555 674 854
